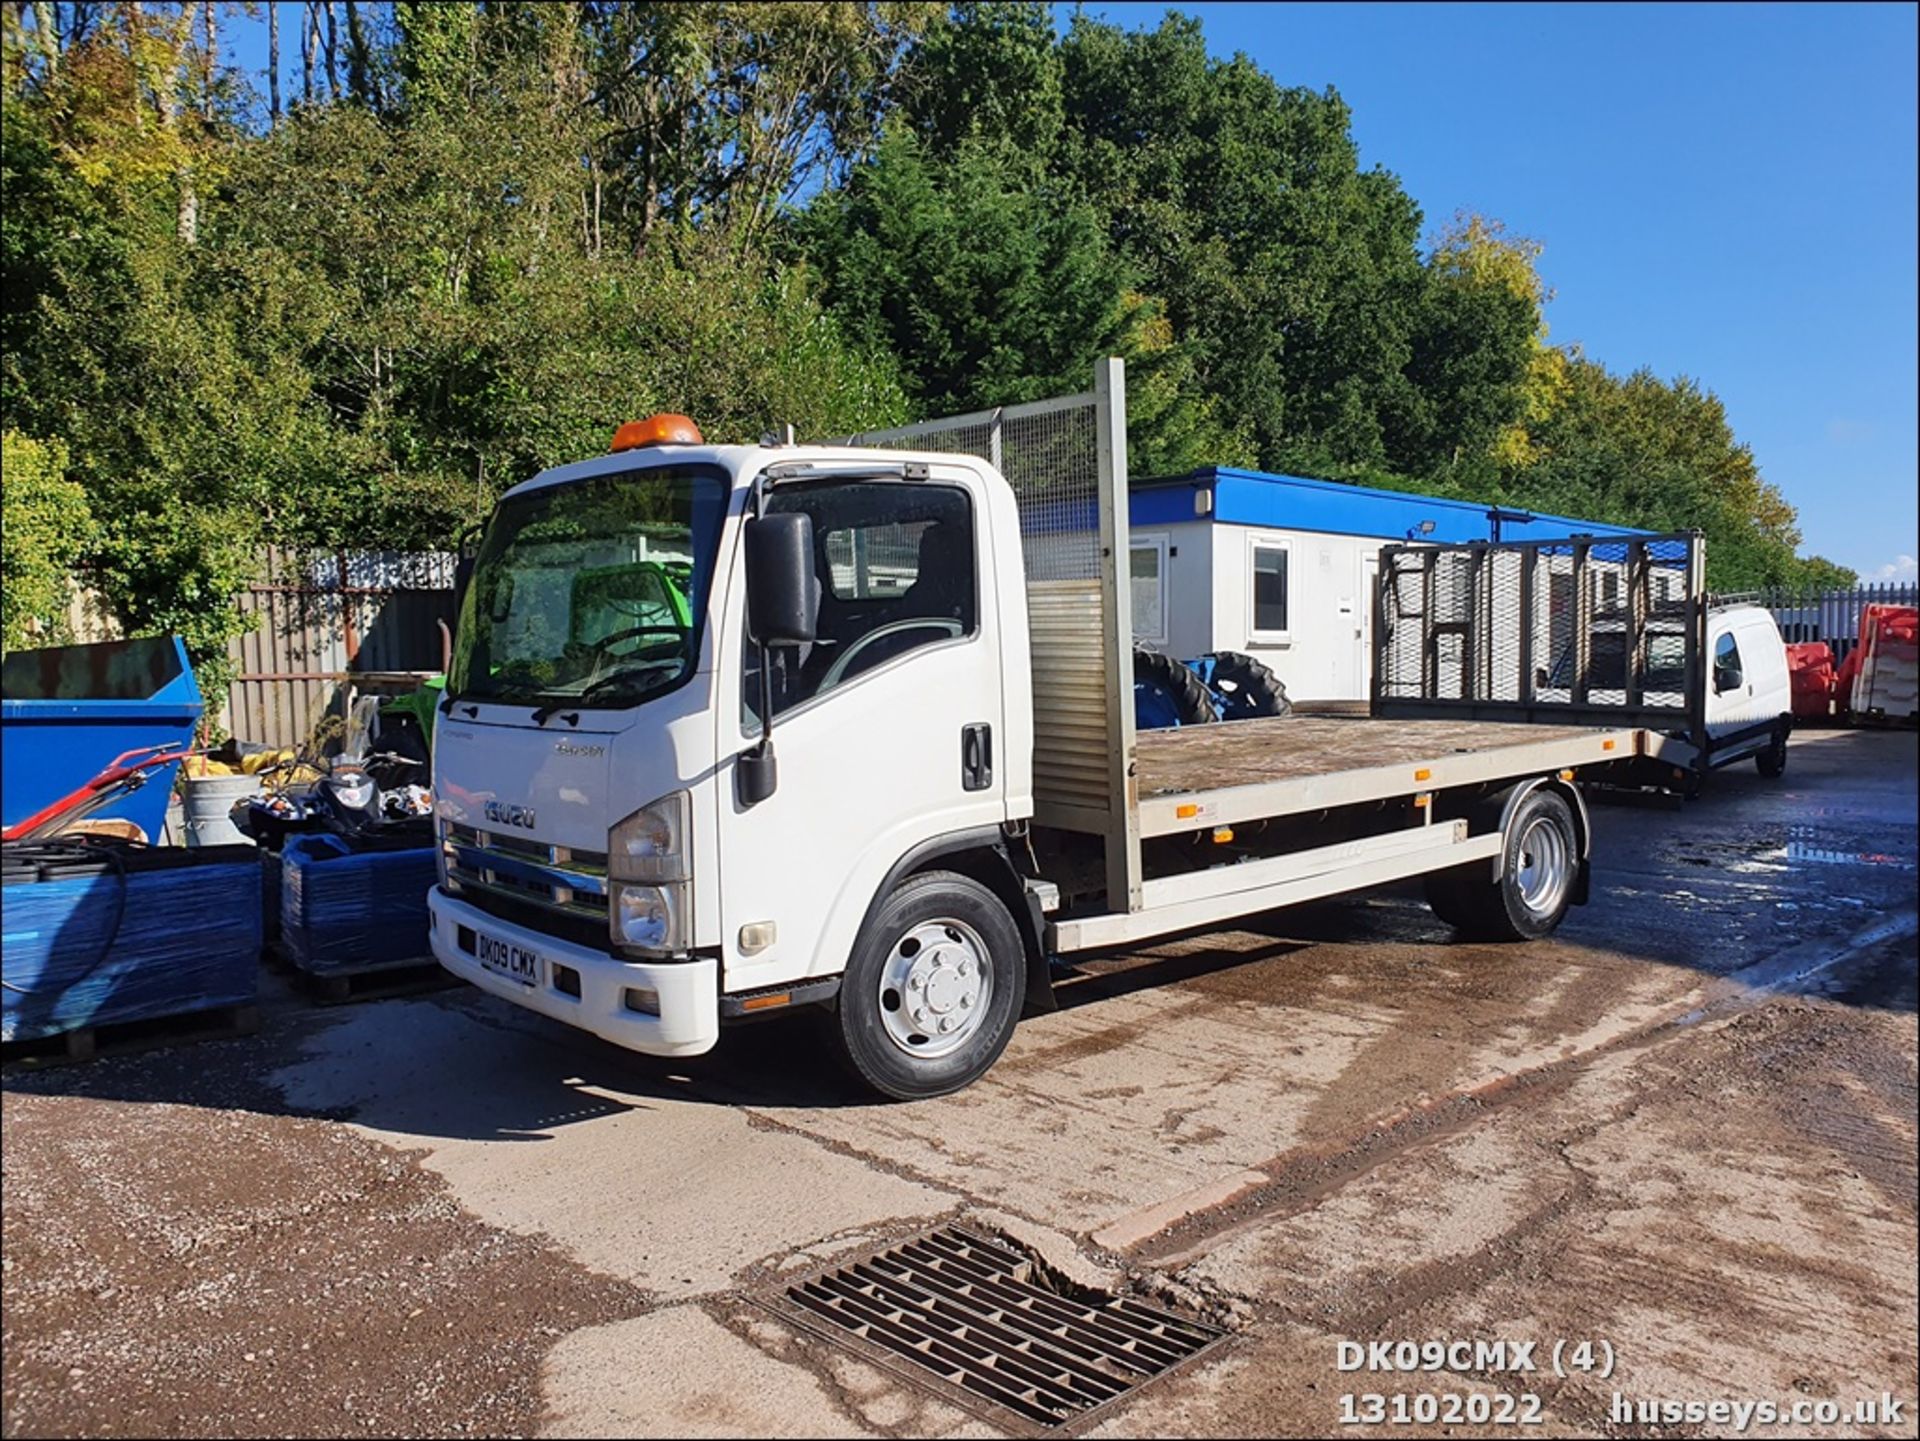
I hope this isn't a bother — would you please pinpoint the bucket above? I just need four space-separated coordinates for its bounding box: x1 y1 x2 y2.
181 773 262 848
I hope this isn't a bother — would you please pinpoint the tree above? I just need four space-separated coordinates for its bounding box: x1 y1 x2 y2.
581 2 933 245
1052 12 1430 473
1394 213 1541 481
1512 358 1806 590
1 431 94 651
902 1 1063 165
798 122 1243 474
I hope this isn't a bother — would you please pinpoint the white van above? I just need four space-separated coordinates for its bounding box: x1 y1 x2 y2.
1702 603 1793 775
1539 601 1792 778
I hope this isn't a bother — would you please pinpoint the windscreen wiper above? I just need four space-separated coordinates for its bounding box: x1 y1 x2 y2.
569 666 666 713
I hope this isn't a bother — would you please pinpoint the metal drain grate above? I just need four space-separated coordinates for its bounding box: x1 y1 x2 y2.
780 1225 1225 1428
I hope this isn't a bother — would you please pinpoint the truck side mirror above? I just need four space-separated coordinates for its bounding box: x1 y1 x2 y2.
1713 662 1742 693
744 511 818 647
738 510 818 809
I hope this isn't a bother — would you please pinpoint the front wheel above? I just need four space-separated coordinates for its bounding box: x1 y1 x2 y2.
832 871 1026 1100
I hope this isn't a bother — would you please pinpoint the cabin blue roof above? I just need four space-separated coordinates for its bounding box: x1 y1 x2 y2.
1130 466 1648 544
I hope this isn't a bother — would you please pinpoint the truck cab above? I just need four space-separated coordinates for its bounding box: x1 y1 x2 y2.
428 423 1034 1081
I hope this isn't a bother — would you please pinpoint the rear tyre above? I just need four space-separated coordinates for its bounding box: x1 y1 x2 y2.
831 871 1026 1100
1133 646 1219 729
1424 867 1492 932
1201 650 1292 721
1428 789 1580 942
1755 729 1788 778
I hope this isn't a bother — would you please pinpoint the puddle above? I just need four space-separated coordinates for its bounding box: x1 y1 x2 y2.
1783 840 1915 870
1665 825 1917 876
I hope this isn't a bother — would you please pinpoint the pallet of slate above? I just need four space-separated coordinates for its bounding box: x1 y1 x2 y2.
1 839 261 1059
279 831 444 999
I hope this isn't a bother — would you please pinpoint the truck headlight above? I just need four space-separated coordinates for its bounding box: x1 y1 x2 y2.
612 882 685 951
609 791 689 883
610 793 690 951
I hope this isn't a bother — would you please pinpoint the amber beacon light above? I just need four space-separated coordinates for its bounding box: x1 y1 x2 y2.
611 413 704 452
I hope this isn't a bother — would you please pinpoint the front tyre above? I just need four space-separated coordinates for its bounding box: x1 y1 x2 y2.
832 871 1026 1100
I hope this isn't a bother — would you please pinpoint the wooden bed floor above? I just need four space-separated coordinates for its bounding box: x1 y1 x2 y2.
1134 715 1617 797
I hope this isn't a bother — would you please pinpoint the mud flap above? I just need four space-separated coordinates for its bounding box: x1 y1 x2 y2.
1573 857 1592 906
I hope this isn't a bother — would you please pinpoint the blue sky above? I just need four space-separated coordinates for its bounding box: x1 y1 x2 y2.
217 3 1916 580
1065 2 1918 580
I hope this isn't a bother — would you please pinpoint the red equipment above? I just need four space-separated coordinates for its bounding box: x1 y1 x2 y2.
1786 641 1836 721
1 745 196 844
1840 604 1919 723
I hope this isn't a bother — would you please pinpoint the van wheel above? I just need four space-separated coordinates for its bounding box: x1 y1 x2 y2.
1430 790 1579 942
1756 731 1787 778
832 871 1025 1100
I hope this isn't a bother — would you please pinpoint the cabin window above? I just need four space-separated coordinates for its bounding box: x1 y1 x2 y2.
1130 538 1168 644
1249 540 1290 638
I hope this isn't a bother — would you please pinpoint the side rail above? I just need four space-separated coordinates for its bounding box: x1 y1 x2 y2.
1370 531 1707 740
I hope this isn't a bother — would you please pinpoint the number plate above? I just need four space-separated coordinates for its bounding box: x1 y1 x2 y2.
475 931 543 988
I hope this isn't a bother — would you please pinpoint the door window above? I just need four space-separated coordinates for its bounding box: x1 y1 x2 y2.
1713 631 1744 691
1130 538 1168 644
744 481 976 728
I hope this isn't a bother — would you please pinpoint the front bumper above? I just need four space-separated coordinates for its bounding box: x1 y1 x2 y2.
428 888 719 1057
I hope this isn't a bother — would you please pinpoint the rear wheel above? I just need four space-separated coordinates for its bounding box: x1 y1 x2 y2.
1423 867 1491 932
832 871 1026 1100
1427 789 1579 941
1756 728 1788 778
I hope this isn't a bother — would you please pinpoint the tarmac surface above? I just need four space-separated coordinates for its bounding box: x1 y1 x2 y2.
3 727 1915 1438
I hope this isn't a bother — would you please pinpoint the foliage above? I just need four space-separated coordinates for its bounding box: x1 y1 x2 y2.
0 0 1851 657
1510 358 1807 590
1 430 93 651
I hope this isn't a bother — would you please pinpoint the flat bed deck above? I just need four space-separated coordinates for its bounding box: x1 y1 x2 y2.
1132 715 1640 837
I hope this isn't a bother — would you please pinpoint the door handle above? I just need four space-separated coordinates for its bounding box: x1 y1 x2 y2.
961 723 992 791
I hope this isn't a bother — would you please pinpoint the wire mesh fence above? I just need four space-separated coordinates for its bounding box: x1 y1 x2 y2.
838 393 1104 582
1375 533 1704 729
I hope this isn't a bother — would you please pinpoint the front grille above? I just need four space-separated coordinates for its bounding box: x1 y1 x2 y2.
450 884 610 952
773 1225 1224 1429
444 824 611 947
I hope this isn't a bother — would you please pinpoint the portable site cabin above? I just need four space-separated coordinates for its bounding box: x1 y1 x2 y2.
1125 467 1650 704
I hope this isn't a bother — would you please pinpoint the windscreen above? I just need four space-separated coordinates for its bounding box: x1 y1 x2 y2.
449 465 727 711
1549 630 1689 695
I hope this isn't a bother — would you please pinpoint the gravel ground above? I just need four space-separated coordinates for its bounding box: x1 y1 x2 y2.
1 1036 649 1439
2 730 1914 1439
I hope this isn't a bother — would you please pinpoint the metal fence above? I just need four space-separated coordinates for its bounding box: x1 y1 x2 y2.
1374 532 1707 735
838 362 1141 907
1718 583 1919 665
225 547 456 749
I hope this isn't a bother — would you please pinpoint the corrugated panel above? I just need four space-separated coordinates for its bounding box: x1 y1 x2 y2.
224 546 455 749
1029 579 1111 814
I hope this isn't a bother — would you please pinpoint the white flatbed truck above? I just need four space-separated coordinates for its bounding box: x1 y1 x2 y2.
427 362 1686 1098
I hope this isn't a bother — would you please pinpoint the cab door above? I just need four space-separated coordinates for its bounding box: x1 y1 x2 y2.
712 466 1009 994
